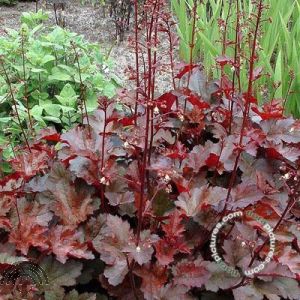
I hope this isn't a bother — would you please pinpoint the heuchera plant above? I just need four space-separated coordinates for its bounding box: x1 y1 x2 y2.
1 0 300 299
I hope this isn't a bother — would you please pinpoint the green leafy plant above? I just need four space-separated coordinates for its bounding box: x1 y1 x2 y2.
172 0 300 117
0 11 120 160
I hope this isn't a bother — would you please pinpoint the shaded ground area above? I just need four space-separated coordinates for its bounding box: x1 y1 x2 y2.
0 0 176 93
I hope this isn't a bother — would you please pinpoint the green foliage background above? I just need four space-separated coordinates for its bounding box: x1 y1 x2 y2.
0 11 120 161
172 0 300 117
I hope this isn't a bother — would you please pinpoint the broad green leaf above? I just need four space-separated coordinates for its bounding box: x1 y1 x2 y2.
41 55 55 65
86 91 98 112
103 82 116 98
21 10 48 27
45 27 67 44
43 116 61 123
31 91 49 101
57 64 76 75
94 51 104 64
56 83 78 107
31 105 44 120
31 67 47 74
0 135 7 145
74 73 90 83
43 103 62 117
2 147 15 160
0 161 12 173
0 117 12 123
49 67 72 82
48 73 72 82
60 106 76 114
92 73 105 89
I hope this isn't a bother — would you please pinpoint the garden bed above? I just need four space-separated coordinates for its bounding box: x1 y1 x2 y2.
0 1 300 300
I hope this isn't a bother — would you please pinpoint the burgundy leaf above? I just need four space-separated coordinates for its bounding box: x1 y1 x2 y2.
261 118 300 144
172 258 210 288
9 198 52 255
156 92 178 113
164 141 188 160
134 263 168 300
155 209 190 265
48 225 94 264
175 64 198 79
278 246 300 276
230 183 264 210
216 55 234 67
44 164 97 225
69 157 100 186
9 143 55 179
204 261 241 292
176 185 227 215
60 126 102 161
187 93 210 110
37 127 60 142
252 100 283 120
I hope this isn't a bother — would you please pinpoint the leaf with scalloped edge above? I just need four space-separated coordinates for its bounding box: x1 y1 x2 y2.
172 257 211 288
40 256 82 289
233 278 300 300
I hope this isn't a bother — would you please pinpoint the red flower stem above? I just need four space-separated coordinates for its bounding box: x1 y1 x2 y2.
134 0 140 123
141 51 147 95
184 0 198 113
100 105 107 212
15 200 21 228
148 3 160 165
220 1 232 95
244 0 263 118
136 0 158 246
221 0 263 215
100 107 107 173
229 0 241 134
126 255 139 300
